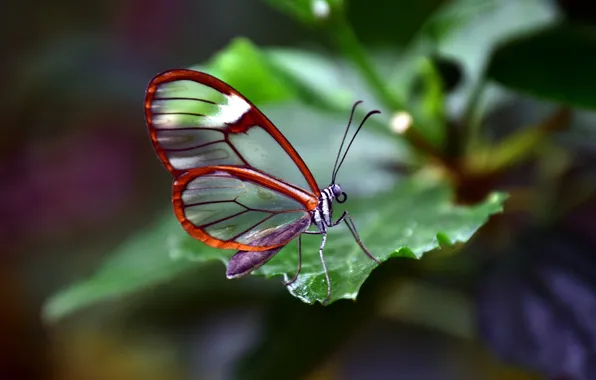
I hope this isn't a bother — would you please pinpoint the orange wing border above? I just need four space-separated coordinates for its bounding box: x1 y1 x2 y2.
145 69 321 197
173 165 318 251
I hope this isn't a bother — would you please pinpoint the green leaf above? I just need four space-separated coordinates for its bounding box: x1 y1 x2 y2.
43 214 222 323
423 0 499 44
199 37 298 104
265 48 354 111
487 24 596 110
176 177 505 305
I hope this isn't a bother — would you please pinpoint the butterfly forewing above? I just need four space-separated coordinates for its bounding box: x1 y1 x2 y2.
145 70 320 195
173 166 316 251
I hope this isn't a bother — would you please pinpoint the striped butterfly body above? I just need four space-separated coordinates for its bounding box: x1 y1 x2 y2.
145 69 380 304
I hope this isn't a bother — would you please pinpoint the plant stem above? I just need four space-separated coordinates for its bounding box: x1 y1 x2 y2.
462 75 487 155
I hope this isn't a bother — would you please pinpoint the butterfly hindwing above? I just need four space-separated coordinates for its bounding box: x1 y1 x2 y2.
173 166 315 251
226 246 286 279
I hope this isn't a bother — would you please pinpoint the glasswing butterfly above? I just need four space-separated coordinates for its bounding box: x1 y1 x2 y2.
144 69 381 304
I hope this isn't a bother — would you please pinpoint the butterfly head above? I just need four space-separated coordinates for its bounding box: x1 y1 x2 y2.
329 183 347 203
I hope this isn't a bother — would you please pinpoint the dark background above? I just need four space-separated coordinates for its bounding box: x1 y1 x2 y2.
3 0 596 379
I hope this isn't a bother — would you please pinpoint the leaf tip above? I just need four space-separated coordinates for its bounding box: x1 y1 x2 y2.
394 246 418 259
436 232 453 247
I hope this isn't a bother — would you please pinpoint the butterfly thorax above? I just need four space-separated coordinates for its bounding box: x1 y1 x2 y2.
312 184 342 233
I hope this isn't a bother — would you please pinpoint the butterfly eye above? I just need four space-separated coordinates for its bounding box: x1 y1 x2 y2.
331 183 341 197
331 184 342 197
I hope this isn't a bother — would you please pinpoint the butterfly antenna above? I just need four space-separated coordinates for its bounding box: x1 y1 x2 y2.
332 109 381 182
331 101 362 183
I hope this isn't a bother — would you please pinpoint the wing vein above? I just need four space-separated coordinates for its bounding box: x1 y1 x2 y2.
153 112 206 117
223 136 251 166
162 140 226 152
226 213 276 242
197 210 250 228
153 127 225 133
153 96 216 105
185 200 244 208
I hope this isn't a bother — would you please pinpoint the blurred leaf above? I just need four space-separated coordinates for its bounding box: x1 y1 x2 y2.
43 214 221 323
423 0 499 44
427 0 557 59
200 37 298 104
487 24 596 110
264 0 343 24
265 48 354 111
409 57 447 147
265 48 394 136
421 0 558 116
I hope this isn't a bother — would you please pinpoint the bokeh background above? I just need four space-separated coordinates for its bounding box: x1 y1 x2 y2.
3 0 596 379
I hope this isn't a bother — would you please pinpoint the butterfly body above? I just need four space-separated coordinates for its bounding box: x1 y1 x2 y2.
145 69 380 304
316 184 343 231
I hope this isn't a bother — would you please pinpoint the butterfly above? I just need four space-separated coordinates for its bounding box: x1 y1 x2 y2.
144 69 381 304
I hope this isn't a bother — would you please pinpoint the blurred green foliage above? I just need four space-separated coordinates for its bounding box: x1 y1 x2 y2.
488 24 596 109
27 0 596 378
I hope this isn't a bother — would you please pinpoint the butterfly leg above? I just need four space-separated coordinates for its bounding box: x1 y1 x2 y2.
284 234 303 286
332 211 381 264
284 231 323 286
284 230 331 304
317 233 332 305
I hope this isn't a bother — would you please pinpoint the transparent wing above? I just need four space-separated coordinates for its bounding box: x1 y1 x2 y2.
173 166 315 251
145 69 320 195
